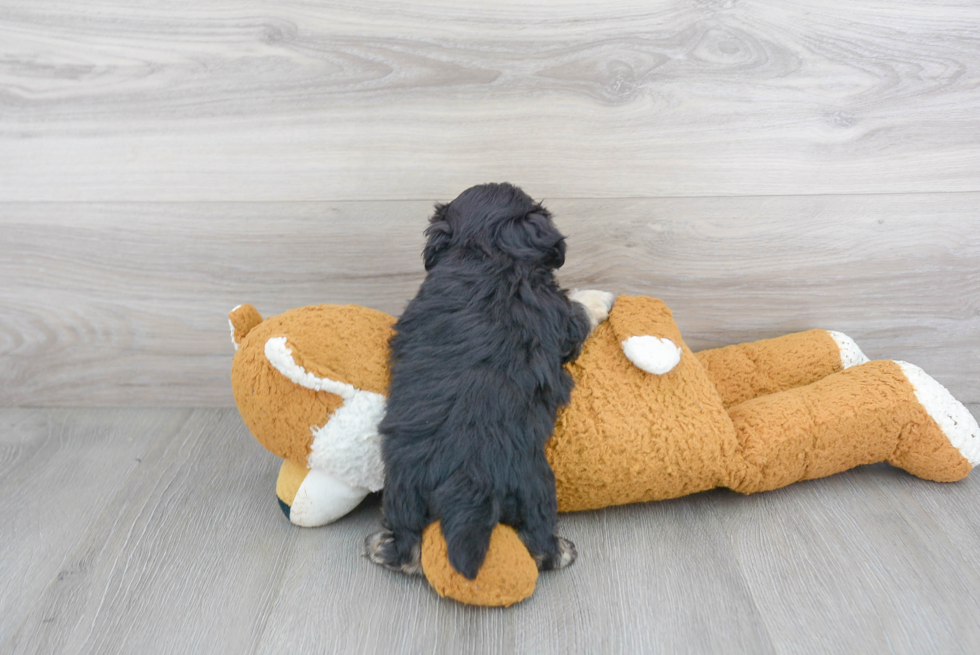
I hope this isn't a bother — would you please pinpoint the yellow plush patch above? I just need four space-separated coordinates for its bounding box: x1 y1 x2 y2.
275 458 309 506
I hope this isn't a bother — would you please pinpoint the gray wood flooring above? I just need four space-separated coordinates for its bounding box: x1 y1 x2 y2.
2 407 980 654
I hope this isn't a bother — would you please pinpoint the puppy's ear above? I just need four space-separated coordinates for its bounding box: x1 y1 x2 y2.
423 203 452 271
499 207 567 269
545 231 567 269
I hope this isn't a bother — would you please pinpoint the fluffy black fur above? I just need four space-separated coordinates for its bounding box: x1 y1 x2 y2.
368 183 593 580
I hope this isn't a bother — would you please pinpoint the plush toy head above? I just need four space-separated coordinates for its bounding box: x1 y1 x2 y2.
231 303 394 526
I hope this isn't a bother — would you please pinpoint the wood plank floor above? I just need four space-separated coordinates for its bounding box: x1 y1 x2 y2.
1 408 979 654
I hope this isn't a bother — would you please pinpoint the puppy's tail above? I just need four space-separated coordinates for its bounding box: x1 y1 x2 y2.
436 471 499 580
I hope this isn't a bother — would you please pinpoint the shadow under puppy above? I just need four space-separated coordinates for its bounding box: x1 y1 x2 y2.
365 183 614 579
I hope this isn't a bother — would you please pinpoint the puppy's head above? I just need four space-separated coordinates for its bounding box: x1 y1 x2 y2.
423 183 566 271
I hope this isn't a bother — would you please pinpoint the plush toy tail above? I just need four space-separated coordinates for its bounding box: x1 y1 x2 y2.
229 303 264 350
437 473 499 580
422 522 539 607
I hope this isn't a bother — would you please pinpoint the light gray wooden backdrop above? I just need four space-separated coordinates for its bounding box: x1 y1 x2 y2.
3 3 980 654
1 0 978 407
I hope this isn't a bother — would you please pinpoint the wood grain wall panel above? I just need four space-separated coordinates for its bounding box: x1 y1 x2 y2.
2 194 977 406
1 0 978 201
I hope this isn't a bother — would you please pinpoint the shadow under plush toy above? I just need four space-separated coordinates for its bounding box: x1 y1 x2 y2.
229 295 980 607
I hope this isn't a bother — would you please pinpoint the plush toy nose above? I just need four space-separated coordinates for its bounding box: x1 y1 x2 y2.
277 497 292 521
276 459 306 523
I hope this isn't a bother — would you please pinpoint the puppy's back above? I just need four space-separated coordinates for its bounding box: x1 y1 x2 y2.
380 183 585 579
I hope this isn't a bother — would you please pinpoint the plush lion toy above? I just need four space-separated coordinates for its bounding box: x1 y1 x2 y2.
229 296 979 607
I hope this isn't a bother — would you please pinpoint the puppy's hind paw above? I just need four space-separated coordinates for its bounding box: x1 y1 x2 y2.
364 529 423 576
570 289 616 329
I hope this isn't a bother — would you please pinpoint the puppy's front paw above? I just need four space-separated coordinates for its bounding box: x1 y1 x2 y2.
570 289 616 329
364 529 395 566
554 536 577 569
364 529 423 576
533 536 578 571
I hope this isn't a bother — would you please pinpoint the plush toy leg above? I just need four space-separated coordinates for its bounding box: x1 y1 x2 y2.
696 330 869 409
275 459 371 527
890 361 980 478
725 360 977 494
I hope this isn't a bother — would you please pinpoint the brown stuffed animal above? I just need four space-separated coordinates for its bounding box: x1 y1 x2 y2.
230 296 979 607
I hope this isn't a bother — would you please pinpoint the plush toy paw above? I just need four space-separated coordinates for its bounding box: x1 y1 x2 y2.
276 460 372 527
828 330 870 369
621 335 683 375
570 289 616 329
897 361 980 468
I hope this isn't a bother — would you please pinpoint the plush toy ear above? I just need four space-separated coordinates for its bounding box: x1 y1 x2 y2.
497 208 567 269
229 303 264 350
608 296 688 375
423 203 453 271
622 335 683 374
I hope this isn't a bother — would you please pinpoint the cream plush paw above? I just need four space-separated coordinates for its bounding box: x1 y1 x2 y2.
622 335 682 375
897 361 980 467
288 469 371 527
570 289 616 329
828 331 870 369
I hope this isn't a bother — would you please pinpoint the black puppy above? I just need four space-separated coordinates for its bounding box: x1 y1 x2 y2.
365 183 613 579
